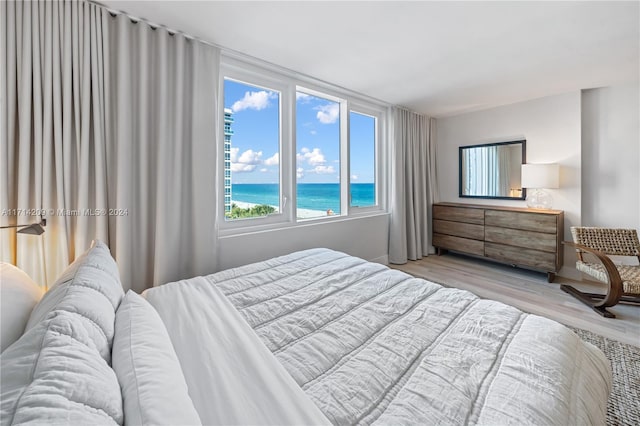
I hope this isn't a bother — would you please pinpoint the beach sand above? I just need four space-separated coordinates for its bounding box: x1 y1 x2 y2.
231 200 334 219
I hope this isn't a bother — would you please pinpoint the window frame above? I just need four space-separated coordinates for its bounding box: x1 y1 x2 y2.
218 55 388 236
218 61 293 231
295 86 346 220
347 103 384 215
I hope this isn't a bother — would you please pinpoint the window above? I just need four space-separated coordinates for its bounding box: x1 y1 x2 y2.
349 111 377 208
296 91 341 219
223 78 281 221
220 56 385 232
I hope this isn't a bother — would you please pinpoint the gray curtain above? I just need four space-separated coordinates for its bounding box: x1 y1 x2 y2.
1 0 219 291
388 107 437 264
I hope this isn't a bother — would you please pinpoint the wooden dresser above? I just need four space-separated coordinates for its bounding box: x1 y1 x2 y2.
433 202 564 282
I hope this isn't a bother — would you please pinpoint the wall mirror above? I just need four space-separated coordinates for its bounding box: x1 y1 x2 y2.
459 140 526 200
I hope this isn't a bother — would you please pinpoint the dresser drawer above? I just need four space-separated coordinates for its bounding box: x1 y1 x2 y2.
433 233 484 256
485 226 557 253
485 242 557 271
434 220 484 240
433 205 484 225
485 210 557 233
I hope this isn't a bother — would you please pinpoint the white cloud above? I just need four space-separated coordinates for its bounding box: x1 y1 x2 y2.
259 168 268 173
232 91 276 113
312 165 335 174
264 152 279 166
351 174 359 180
296 167 305 179
307 149 326 166
231 149 262 173
296 92 312 103
229 147 240 163
237 149 262 164
231 163 257 173
297 147 326 166
310 130 317 136
316 103 339 124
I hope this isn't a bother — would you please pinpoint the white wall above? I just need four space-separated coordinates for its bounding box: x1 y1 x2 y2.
435 91 582 277
581 83 640 230
217 214 389 270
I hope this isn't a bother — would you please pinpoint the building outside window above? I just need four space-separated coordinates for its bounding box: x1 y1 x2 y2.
224 108 234 214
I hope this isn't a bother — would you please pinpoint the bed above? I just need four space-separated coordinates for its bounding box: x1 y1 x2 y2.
143 248 612 425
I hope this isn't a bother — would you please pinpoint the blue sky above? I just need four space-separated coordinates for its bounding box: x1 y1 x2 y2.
224 79 375 184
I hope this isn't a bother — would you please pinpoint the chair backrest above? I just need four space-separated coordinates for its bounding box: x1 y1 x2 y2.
571 227 640 256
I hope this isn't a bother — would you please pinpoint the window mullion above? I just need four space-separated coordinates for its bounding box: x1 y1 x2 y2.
340 99 350 216
284 83 296 222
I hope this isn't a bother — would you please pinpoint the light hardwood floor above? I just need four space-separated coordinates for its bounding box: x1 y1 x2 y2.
391 253 640 347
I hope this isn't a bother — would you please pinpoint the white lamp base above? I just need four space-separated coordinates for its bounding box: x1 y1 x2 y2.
526 189 554 209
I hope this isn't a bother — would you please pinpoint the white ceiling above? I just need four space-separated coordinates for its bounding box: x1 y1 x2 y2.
100 1 639 117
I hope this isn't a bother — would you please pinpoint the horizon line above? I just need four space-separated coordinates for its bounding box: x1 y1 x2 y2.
233 182 375 185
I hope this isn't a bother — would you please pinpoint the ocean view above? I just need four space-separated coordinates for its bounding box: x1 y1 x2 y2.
232 183 375 214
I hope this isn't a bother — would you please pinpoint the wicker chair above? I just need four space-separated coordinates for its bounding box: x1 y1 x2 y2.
562 227 640 318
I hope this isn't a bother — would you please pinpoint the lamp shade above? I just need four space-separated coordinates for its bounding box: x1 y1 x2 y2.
521 164 559 189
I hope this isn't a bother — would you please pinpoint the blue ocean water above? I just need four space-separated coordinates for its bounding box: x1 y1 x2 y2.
231 183 375 214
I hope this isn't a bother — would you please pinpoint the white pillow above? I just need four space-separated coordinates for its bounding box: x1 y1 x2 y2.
113 290 201 426
0 263 44 353
0 310 123 425
26 240 124 362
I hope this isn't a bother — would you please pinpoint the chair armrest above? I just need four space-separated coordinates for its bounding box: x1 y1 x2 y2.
562 241 624 306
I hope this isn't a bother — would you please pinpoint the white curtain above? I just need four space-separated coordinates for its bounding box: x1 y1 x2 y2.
388 108 438 264
1 0 219 292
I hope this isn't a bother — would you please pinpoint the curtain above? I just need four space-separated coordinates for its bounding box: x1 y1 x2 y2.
1 0 107 286
388 108 437 264
105 11 219 291
1 0 219 292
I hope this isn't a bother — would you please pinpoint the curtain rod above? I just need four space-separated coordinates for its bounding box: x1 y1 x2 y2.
88 0 392 108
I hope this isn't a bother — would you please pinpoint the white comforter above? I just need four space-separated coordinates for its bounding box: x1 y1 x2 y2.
149 248 612 425
143 277 330 426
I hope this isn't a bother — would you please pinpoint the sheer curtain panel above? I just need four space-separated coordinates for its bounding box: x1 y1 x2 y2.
1 0 220 291
388 108 438 264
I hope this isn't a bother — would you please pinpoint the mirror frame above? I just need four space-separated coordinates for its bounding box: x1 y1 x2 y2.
458 140 527 200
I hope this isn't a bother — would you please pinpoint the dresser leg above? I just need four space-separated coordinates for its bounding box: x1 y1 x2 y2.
547 272 556 283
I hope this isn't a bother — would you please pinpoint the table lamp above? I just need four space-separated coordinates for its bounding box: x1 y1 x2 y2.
521 164 559 209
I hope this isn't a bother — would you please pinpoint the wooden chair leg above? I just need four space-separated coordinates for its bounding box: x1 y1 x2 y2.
560 284 616 318
561 242 626 318
592 305 616 318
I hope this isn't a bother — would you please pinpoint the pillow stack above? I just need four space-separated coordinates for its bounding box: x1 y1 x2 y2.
0 241 125 425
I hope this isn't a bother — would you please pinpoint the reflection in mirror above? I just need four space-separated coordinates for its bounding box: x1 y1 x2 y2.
459 140 526 199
